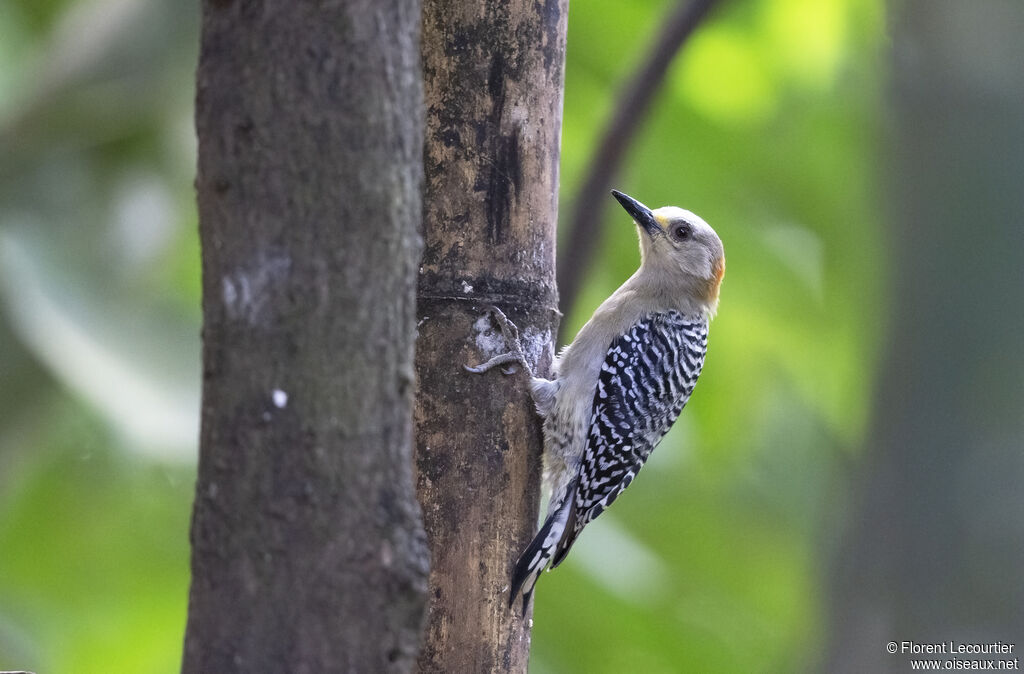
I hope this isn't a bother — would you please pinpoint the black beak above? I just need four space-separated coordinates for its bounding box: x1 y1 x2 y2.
611 190 660 237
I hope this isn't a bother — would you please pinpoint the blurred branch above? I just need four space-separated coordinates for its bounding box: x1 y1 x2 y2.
557 0 720 336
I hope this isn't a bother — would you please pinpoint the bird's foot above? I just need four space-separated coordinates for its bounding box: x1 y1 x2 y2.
463 306 534 377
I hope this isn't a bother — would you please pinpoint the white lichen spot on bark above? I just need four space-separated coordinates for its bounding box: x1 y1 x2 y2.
272 389 288 408
221 252 292 324
521 325 553 370
473 313 508 358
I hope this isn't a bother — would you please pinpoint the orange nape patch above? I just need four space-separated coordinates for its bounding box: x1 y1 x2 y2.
705 255 726 303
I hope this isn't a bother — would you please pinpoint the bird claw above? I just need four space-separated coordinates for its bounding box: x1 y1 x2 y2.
463 351 526 376
484 305 521 345
463 306 533 377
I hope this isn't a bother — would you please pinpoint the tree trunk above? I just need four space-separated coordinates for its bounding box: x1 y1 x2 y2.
182 1 428 672
825 2 1024 671
414 1 567 671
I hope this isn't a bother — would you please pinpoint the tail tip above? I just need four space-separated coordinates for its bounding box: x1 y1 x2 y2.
508 574 536 615
520 587 533 617
508 584 534 616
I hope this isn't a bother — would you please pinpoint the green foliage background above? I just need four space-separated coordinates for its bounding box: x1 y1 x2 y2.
0 0 887 671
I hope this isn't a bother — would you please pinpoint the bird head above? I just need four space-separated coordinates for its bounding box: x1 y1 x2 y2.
611 190 725 315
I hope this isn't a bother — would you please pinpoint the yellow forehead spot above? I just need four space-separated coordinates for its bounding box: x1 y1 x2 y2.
653 214 669 230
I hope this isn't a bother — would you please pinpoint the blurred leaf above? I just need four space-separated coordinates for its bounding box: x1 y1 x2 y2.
0 231 198 460
0 401 192 673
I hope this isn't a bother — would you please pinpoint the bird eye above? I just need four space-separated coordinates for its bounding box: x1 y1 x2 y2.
672 224 690 241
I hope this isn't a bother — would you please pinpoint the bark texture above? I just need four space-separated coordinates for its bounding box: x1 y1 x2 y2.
415 1 567 671
825 2 1024 671
182 1 428 672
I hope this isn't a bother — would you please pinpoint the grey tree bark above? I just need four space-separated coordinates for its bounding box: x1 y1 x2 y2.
182 1 429 672
825 2 1024 671
414 1 567 671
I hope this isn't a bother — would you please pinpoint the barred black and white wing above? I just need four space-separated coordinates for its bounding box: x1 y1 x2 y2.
550 311 708 566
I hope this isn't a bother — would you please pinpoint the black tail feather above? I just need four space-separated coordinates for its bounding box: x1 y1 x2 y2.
508 482 578 614
549 496 583 569
508 513 555 611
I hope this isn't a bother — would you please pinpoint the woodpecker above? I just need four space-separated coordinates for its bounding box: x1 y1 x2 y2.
466 190 725 613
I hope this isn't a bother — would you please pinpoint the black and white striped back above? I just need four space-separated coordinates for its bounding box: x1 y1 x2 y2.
553 310 708 564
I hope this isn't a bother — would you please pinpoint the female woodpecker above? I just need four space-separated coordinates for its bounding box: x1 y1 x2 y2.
466 190 725 613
